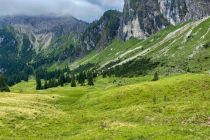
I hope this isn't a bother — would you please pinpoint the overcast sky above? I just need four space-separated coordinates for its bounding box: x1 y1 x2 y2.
0 0 124 22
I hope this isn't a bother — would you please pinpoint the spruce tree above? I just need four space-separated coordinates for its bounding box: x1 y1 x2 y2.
44 80 48 89
0 75 10 92
36 76 42 90
59 74 65 87
87 72 94 86
78 72 85 86
71 75 76 87
66 74 71 83
152 72 159 81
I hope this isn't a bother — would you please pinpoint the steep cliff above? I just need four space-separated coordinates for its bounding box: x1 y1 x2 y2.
120 0 210 40
81 10 121 52
159 0 210 25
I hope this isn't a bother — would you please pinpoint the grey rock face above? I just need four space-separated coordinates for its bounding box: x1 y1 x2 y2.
159 0 210 25
81 10 121 52
0 15 89 52
120 0 210 40
2 15 88 36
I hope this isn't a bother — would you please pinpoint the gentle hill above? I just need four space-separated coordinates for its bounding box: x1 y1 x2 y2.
2 73 209 139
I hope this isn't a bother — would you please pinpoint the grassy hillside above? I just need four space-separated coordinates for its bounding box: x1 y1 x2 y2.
70 17 210 74
71 38 141 69
0 73 208 139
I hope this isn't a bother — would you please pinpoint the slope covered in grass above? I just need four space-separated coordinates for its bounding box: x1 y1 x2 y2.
69 17 210 74
70 38 141 69
1 73 209 139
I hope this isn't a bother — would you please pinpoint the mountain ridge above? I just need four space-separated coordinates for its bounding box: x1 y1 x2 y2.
0 1 210 85
120 0 210 40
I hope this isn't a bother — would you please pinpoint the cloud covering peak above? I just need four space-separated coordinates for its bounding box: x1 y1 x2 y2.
0 0 124 22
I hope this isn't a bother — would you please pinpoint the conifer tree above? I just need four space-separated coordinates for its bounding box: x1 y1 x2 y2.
87 72 94 86
71 75 76 87
66 74 71 83
44 80 48 89
59 74 65 87
36 76 42 90
78 72 85 86
152 72 159 81
0 75 10 92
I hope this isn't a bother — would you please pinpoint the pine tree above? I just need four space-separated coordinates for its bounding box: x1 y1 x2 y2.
0 75 10 92
44 80 48 89
66 74 71 83
71 75 76 87
152 72 159 81
59 73 65 87
87 72 94 86
36 76 42 90
78 72 85 86
48 79 53 88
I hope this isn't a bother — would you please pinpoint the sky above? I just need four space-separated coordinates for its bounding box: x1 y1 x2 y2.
0 0 124 22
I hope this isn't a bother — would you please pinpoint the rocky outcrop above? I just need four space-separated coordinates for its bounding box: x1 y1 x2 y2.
81 10 121 52
120 0 210 40
159 0 210 25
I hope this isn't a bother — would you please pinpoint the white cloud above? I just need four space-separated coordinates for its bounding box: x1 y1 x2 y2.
0 0 124 22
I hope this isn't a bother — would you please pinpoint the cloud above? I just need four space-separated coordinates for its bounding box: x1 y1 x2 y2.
87 0 124 10
0 0 124 22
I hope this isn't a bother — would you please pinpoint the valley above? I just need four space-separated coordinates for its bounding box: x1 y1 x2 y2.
0 0 210 139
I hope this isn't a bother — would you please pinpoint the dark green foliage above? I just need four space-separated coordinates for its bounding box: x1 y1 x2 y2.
78 72 86 86
0 75 10 92
36 76 42 90
71 75 77 87
35 66 70 81
87 72 94 86
0 26 33 86
48 79 58 88
152 72 159 81
103 57 159 77
44 80 48 89
71 63 97 74
203 42 210 48
34 65 98 90
59 74 65 87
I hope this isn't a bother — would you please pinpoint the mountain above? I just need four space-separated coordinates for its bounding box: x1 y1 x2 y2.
71 16 210 75
0 1 210 85
0 15 88 85
1 15 88 51
2 15 88 36
119 0 210 40
80 10 121 52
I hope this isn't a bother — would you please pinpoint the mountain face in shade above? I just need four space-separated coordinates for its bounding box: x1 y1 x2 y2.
120 0 210 40
80 10 121 52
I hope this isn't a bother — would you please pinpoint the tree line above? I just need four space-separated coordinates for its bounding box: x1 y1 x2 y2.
35 67 97 90
0 75 10 92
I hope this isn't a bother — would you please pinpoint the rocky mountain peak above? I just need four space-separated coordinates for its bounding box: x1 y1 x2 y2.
120 0 210 40
1 15 88 36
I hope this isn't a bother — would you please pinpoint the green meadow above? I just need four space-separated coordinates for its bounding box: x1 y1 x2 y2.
0 73 209 139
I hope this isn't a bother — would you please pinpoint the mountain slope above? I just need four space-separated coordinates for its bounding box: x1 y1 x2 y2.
1 15 88 51
71 16 210 75
0 16 88 85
